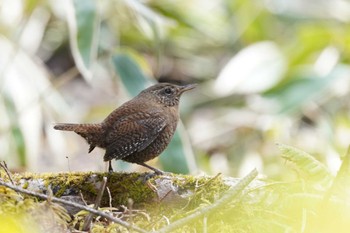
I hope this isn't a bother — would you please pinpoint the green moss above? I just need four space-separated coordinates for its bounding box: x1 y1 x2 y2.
1 171 256 232
22 181 29 189
170 173 230 209
93 172 157 206
11 172 159 206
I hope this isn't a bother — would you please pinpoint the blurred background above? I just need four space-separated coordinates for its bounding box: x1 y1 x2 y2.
1 0 350 179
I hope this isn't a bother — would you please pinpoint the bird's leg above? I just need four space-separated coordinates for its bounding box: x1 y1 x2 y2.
108 161 114 173
138 162 164 175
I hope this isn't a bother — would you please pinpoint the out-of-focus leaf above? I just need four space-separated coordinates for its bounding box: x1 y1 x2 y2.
277 143 333 188
265 65 350 113
19 7 50 55
11 127 26 167
0 36 68 170
124 0 163 39
112 53 153 96
111 52 196 174
122 0 167 71
336 146 350 185
67 0 99 81
23 0 41 14
3 95 26 167
159 123 196 174
214 41 287 96
325 146 350 200
147 1 196 29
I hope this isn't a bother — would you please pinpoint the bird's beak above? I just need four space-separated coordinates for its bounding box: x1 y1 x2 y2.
179 83 197 94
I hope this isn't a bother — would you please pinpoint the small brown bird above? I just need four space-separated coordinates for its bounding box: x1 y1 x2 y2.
54 82 196 174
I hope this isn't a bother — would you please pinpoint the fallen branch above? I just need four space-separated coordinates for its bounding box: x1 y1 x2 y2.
0 179 148 233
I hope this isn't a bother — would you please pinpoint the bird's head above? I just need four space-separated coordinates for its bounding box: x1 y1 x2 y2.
139 83 197 107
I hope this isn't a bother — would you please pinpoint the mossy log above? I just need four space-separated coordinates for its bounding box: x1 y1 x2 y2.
0 171 260 232
9 172 256 211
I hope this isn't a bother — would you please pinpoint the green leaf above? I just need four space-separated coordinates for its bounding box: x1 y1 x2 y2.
159 123 196 174
67 0 99 81
335 146 350 186
268 77 329 113
277 143 333 188
265 65 349 113
111 52 196 174
111 53 152 96
11 127 26 167
325 146 350 200
214 41 286 96
4 95 26 167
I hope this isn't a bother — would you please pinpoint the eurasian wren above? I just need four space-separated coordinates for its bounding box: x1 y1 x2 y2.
54 83 196 174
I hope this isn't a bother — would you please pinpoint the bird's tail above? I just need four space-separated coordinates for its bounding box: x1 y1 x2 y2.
54 123 101 133
54 123 104 152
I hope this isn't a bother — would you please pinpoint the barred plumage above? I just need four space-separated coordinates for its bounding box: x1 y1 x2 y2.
54 83 196 174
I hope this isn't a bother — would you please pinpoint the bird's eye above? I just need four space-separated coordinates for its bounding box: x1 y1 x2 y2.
164 87 173 95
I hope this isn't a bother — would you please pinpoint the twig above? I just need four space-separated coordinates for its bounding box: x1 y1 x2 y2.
106 186 112 208
195 173 222 189
155 169 258 233
83 176 108 231
79 191 88 206
0 161 15 185
127 198 134 224
65 156 71 172
0 179 148 233
162 215 170 226
159 190 173 203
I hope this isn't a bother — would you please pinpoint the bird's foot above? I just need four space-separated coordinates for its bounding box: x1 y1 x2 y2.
142 172 158 182
141 170 173 183
138 162 166 175
141 166 166 182
152 168 165 175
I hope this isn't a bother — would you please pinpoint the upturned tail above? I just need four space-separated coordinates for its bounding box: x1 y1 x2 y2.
54 123 104 153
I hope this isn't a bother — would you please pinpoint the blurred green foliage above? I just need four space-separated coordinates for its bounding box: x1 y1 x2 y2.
1 0 350 231
0 0 350 181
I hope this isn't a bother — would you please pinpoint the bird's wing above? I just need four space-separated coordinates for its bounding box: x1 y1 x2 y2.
103 112 167 161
